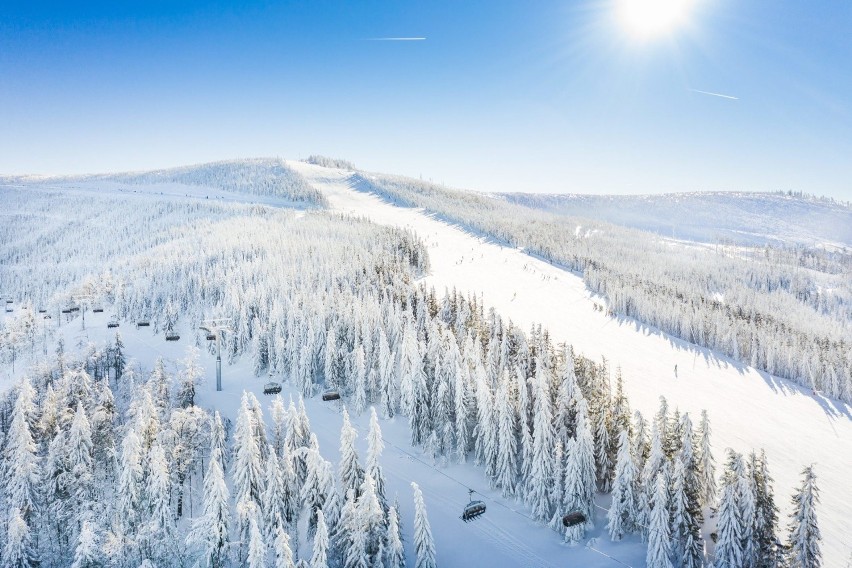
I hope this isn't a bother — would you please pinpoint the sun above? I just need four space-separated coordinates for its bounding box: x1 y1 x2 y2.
617 0 694 38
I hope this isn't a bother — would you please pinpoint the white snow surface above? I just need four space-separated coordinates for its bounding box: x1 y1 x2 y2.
287 160 852 567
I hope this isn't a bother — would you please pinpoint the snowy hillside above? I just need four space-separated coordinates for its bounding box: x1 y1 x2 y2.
0 160 848 568
499 191 852 249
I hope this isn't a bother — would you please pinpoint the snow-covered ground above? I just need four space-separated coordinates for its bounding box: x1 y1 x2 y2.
287 160 852 567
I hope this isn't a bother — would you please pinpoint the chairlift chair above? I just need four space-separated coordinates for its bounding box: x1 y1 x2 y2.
38 308 47 313
206 333 216 341
322 390 341 401
263 382 282 395
4 307 11 313
165 331 180 341
5 299 12 304
61 308 73 314
562 511 586 528
137 320 150 327
107 319 120 328
93 306 104 313
461 490 486 522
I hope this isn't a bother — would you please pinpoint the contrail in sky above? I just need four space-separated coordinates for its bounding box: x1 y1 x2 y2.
689 88 739 100
366 37 426 41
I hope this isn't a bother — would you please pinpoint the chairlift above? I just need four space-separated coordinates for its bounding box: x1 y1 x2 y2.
322 390 341 401
206 333 216 341
70 306 80 312
107 319 120 328
38 308 47 314
61 308 73 314
5 299 12 304
165 331 180 341
4 307 11 313
92 307 104 313
461 490 486 522
137 320 150 327
263 382 282 395
562 511 586 528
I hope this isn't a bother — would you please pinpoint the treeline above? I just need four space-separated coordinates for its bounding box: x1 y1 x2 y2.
355 173 852 403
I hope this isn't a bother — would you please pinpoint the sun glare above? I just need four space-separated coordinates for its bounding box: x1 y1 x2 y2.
617 0 693 38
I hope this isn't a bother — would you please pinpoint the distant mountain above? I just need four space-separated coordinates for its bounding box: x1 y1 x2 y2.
497 191 852 249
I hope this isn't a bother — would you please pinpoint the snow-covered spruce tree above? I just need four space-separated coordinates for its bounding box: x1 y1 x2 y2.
366 407 389 510
607 429 638 541
353 343 367 415
311 509 330 568
562 397 597 544
669 455 702 568
671 413 703 568
526 359 556 522
646 474 674 568
177 345 203 408
385 505 406 568
714 450 748 568
302 445 336 537
411 482 436 568
339 407 365 499
115 427 144 540
275 521 297 568
263 445 289 538
233 391 265 508
473 363 497 479
3 378 40 523
186 441 230 568
71 520 102 568
247 516 267 568
787 465 821 568
377 329 397 418
749 450 780 568
639 422 666 541
142 441 177 563
358 474 386 566
494 370 518 497
697 409 717 508
593 379 614 494
2 508 38 568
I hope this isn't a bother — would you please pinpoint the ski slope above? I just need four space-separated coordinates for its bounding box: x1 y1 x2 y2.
287 160 852 567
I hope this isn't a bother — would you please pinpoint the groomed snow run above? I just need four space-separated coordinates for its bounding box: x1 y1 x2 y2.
288 160 852 567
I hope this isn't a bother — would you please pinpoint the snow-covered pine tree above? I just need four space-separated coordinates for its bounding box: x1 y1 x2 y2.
715 450 747 568
411 482 436 568
116 427 144 537
607 429 638 541
143 441 176 562
71 520 101 568
750 450 780 568
233 391 265 507
4 378 40 523
311 509 330 568
697 409 717 508
275 521 297 568
526 359 556 522
562 396 597 544
639 422 666 542
385 505 405 568
2 508 38 568
494 370 518 497
339 407 365 498
186 441 230 568
646 474 674 568
247 516 267 568
787 465 821 568
366 407 389 510
671 413 703 568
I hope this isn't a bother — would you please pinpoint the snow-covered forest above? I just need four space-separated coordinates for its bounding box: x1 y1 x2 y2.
0 160 838 567
354 172 852 403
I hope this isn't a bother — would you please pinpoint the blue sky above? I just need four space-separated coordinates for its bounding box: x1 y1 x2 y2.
1 0 851 199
